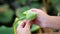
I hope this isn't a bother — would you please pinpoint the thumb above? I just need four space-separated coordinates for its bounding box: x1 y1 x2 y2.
17 20 26 29
24 20 31 29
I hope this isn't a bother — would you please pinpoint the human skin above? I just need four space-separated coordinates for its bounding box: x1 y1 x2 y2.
17 20 31 34
30 8 60 30
46 16 60 30
17 8 60 34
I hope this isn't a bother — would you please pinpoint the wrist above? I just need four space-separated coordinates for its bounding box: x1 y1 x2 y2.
40 15 50 28
45 15 53 28
44 15 51 28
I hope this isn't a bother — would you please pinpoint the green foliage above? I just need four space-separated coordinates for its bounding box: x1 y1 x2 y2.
0 26 13 34
0 4 14 23
32 0 39 2
50 0 60 5
14 7 40 33
23 10 37 20
30 3 40 8
0 7 14 23
50 0 60 12
13 18 40 33
47 3 58 16
16 6 30 20
0 4 9 9
30 24 40 32
16 0 28 5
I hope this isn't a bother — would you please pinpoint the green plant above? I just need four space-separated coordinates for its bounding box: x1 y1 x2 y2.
13 7 40 34
0 5 14 23
0 26 13 34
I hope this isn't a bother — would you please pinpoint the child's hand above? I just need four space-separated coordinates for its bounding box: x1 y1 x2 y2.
17 20 31 34
29 8 49 28
16 8 49 34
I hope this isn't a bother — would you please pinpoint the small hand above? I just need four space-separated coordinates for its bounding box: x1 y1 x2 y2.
17 20 31 34
29 8 49 28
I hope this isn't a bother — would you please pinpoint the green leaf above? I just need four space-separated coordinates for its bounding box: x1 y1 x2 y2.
14 6 40 33
30 24 40 32
16 6 30 20
0 26 13 34
13 18 40 33
0 9 14 23
23 10 37 20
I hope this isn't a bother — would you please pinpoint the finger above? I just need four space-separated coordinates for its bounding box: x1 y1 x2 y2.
17 20 26 29
24 20 31 29
30 8 47 15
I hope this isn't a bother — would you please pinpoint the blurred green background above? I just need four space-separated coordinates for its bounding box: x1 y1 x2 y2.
0 0 60 34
